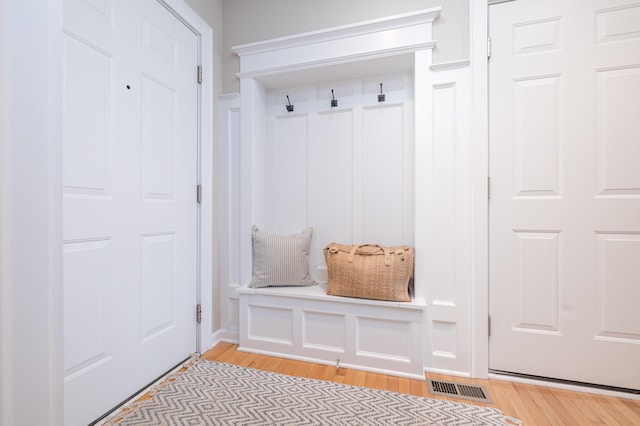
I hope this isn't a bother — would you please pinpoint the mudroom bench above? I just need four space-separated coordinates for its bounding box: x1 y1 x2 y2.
237 284 426 379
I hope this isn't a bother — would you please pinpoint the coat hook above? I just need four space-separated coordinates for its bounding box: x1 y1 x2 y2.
331 89 338 108
286 95 294 112
378 83 385 103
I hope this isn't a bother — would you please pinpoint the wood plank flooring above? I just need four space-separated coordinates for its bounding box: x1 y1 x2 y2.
202 342 640 425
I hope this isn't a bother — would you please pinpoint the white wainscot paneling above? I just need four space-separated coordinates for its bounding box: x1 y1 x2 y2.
595 233 640 342
432 320 457 359
312 109 354 279
303 311 346 352
269 114 309 233
238 286 425 378
361 104 410 246
356 316 413 362
247 305 294 345
422 63 472 376
218 94 241 342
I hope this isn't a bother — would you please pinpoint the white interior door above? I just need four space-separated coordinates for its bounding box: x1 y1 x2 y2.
489 0 640 390
63 0 199 424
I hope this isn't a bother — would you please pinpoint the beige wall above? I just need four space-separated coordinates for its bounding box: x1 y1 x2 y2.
221 0 470 93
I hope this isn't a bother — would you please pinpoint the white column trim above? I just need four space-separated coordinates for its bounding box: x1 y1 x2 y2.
0 0 64 424
470 0 490 378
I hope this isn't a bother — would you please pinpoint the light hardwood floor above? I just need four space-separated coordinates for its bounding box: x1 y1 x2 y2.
202 342 640 426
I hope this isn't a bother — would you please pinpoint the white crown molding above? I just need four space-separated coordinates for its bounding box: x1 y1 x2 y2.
232 8 441 78
235 42 437 80
232 8 441 56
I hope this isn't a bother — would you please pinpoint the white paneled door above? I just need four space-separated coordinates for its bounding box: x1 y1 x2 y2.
490 0 640 390
63 0 199 424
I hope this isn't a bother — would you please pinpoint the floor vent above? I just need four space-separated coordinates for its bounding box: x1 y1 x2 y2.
427 379 494 403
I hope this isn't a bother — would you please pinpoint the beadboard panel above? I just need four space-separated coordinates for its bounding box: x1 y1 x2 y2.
261 78 414 283
313 109 355 281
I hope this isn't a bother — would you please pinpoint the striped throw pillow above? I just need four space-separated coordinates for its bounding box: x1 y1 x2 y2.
249 225 318 288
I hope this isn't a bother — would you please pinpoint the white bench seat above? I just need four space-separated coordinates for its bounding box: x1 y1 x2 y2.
237 283 426 379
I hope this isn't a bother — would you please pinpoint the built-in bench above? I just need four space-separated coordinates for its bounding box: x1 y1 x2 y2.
237 284 426 379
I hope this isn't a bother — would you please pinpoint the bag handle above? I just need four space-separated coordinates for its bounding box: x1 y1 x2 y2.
347 244 391 266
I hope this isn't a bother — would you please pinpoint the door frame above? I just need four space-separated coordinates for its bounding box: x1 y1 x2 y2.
156 0 215 355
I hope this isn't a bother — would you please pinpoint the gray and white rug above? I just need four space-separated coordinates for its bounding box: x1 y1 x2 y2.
117 360 511 425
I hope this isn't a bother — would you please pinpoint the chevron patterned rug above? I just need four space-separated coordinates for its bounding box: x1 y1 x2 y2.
115 360 511 425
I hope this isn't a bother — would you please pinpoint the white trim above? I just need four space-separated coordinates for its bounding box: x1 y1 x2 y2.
232 8 440 78
0 3 12 421
232 8 441 56
429 59 471 71
470 0 490 379
421 63 473 376
488 0 516 5
425 367 472 379
235 44 437 80
237 347 427 381
0 0 64 424
159 0 215 354
212 329 239 346
218 93 242 344
488 373 640 401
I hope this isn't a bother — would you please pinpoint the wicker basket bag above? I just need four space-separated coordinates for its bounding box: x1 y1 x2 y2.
323 243 414 302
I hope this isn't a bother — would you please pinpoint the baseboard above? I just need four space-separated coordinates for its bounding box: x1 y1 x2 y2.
210 329 239 349
237 346 426 380
424 367 472 379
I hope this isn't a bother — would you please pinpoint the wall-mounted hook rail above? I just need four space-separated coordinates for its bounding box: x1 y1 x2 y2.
378 83 385 103
331 89 338 108
286 95 294 112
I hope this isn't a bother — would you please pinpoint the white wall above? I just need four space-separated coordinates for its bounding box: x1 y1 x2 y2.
221 0 470 93
0 0 64 425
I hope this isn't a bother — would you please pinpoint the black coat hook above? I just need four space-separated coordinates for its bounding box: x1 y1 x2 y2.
331 89 338 108
378 83 385 103
286 95 294 112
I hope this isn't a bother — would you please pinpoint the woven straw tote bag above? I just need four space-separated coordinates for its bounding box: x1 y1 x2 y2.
323 243 414 302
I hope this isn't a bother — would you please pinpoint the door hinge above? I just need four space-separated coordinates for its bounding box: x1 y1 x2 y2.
488 316 492 337
197 65 203 84
196 184 202 204
487 37 492 59
488 177 491 200
196 304 202 324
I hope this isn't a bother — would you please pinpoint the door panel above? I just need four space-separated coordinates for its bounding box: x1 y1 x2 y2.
63 0 199 424
489 0 640 390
